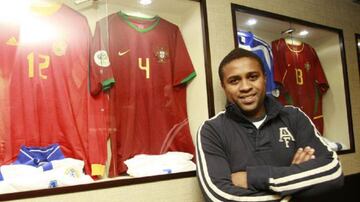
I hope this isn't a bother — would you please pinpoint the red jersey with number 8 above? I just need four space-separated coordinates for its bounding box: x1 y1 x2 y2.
272 38 329 134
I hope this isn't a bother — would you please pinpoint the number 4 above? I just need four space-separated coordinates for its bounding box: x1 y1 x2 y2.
138 58 150 79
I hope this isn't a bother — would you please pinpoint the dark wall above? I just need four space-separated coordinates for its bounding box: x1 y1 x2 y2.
294 173 359 202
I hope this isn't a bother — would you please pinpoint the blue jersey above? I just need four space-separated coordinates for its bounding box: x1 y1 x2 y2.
14 144 65 171
0 144 65 181
237 31 276 94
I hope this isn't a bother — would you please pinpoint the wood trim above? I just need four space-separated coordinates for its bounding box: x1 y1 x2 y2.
336 30 355 154
0 171 196 201
356 33 360 82
200 0 215 117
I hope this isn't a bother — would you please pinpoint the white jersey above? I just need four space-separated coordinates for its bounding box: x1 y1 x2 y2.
0 158 93 194
124 152 196 177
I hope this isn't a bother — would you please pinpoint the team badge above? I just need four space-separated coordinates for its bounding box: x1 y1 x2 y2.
304 62 311 72
65 168 80 178
94 50 110 67
49 180 58 188
279 127 295 148
154 47 169 63
52 40 68 56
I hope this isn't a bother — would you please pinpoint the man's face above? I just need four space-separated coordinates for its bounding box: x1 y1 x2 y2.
221 57 266 119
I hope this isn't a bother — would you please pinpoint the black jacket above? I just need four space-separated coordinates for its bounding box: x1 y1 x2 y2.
196 96 343 202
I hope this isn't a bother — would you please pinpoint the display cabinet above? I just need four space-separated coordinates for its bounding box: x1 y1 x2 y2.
0 0 213 200
231 4 355 154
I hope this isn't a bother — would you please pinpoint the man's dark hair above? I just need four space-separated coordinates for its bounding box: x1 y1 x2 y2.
218 48 265 83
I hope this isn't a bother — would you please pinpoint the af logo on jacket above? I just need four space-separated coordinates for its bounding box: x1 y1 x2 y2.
279 127 295 148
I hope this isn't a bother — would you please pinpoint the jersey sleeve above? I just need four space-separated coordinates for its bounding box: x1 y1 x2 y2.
271 39 293 104
87 93 109 176
246 108 343 198
90 20 115 95
263 41 277 92
0 23 13 164
310 47 329 94
271 39 287 88
87 20 111 176
172 27 196 86
196 121 283 201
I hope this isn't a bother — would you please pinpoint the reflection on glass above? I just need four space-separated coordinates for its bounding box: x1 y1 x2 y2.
0 0 208 196
231 5 354 154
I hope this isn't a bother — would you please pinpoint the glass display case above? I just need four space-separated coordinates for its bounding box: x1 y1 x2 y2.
0 0 212 199
231 4 355 154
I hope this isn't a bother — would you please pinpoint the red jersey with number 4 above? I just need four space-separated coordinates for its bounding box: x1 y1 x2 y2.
91 11 196 176
0 4 107 175
272 38 329 134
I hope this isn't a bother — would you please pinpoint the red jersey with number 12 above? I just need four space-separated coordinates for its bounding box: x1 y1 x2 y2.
91 11 196 176
272 38 329 134
0 4 107 175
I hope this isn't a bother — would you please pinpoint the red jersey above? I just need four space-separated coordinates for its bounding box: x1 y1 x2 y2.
272 38 329 134
0 4 107 175
91 11 196 176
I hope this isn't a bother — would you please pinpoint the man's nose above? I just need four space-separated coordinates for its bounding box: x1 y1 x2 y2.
239 80 252 91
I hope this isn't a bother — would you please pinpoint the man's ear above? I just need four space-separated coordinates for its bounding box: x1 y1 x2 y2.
221 80 226 89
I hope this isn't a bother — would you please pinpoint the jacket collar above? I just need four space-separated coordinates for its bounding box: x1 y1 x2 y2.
225 95 283 124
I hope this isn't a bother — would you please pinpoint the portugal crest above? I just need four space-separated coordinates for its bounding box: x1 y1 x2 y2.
52 39 68 56
154 47 169 63
304 62 311 72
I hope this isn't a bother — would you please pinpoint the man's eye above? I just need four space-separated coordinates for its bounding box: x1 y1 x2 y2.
249 75 258 81
228 79 238 84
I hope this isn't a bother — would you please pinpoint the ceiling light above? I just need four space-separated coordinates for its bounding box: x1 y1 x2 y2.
139 0 152 5
246 19 257 26
299 30 309 36
358 42 360 47
281 28 295 35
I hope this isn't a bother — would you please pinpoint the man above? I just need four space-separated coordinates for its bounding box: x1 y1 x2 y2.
196 48 343 201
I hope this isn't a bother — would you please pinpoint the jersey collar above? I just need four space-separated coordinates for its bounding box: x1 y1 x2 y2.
118 11 160 33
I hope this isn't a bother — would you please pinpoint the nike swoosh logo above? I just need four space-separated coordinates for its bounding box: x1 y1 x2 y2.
118 49 130 56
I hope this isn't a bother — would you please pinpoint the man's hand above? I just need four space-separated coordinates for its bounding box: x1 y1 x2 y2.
292 146 315 165
231 147 315 189
231 171 248 189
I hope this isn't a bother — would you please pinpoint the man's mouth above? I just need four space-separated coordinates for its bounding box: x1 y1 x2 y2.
240 94 256 104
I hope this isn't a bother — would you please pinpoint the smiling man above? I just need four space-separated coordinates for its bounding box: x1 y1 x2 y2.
220 50 266 120
196 48 344 201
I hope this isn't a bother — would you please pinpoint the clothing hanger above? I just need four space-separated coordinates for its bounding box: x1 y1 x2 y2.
74 0 93 5
30 0 63 16
121 10 156 19
30 0 62 7
281 22 302 46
